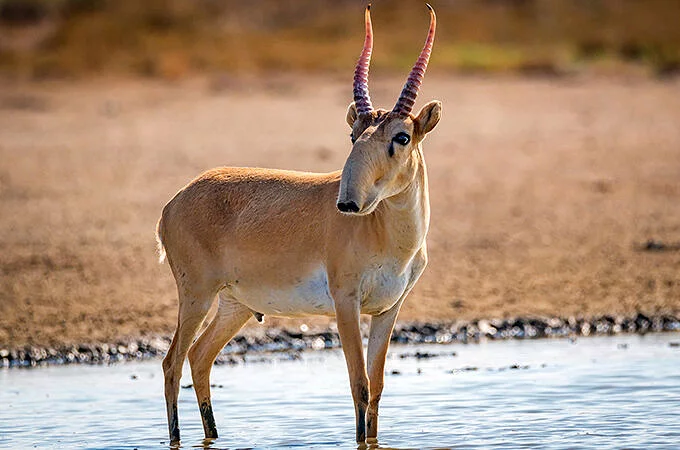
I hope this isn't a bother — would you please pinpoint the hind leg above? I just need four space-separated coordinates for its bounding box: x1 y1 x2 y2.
163 285 216 445
188 294 252 439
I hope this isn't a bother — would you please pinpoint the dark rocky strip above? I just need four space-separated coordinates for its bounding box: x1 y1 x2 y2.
1 312 679 369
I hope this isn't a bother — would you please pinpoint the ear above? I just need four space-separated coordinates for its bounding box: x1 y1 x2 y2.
414 100 442 137
346 102 358 128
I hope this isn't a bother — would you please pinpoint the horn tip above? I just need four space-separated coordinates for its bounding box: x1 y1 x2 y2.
426 3 433 11
367 4 371 11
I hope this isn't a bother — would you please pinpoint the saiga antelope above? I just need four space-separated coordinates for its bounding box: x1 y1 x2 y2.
156 4 441 445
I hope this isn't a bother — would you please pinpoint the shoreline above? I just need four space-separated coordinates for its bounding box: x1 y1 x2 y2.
2 312 678 369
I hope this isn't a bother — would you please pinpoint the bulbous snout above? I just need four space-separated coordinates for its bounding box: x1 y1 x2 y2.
337 163 367 215
337 143 375 215
337 200 360 213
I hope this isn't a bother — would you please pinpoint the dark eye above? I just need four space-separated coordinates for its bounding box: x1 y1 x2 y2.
393 132 410 146
350 133 356 144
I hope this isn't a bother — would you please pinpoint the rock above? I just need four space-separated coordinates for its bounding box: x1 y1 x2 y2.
478 320 498 337
641 239 666 251
635 313 651 332
311 337 325 351
3 312 679 368
662 316 680 331
435 331 453 343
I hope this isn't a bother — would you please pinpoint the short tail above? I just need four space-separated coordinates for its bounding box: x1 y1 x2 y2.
155 218 167 264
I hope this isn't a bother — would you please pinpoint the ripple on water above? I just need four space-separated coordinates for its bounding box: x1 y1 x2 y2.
1 333 680 449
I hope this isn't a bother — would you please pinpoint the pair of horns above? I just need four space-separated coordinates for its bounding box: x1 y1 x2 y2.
353 4 436 117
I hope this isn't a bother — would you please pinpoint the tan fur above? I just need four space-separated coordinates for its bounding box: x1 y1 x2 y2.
158 100 441 444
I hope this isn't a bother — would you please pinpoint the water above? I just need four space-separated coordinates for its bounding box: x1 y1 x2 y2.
1 333 679 449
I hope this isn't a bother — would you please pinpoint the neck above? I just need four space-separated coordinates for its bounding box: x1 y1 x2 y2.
376 148 430 259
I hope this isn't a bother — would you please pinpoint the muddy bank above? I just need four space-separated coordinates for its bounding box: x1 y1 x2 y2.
2 313 679 369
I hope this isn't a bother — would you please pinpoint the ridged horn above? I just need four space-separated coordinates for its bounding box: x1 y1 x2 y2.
392 4 436 116
353 5 374 116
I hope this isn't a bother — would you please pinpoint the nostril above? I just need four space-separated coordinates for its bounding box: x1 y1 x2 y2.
337 201 360 213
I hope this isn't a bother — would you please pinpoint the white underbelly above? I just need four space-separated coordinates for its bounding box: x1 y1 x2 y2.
226 260 414 318
230 265 336 317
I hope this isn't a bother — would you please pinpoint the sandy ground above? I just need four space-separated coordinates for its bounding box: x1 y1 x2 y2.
1 74 679 348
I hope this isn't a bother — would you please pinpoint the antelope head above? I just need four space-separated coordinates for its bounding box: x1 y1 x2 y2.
337 4 442 216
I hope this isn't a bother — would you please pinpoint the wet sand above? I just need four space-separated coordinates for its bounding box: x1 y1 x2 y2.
1 74 679 349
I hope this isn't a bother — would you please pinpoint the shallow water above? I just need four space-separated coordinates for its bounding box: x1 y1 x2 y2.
1 333 679 449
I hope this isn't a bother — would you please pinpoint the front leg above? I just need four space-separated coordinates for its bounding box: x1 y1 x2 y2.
365 303 401 443
334 291 369 444
366 247 427 442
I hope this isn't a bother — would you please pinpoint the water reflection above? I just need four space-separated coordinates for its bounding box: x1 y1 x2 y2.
1 333 679 449
191 438 419 450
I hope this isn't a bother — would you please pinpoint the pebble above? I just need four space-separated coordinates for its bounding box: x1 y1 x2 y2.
2 313 679 369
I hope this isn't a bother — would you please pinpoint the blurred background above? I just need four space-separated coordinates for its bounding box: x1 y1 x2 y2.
0 0 679 79
1 0 679 350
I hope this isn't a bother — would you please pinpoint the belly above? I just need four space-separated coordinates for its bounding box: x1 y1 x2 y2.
229 265 336 317
225 260 414 318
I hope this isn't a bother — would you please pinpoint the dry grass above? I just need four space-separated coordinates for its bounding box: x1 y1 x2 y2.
1 74 679 348
0 0 679 79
